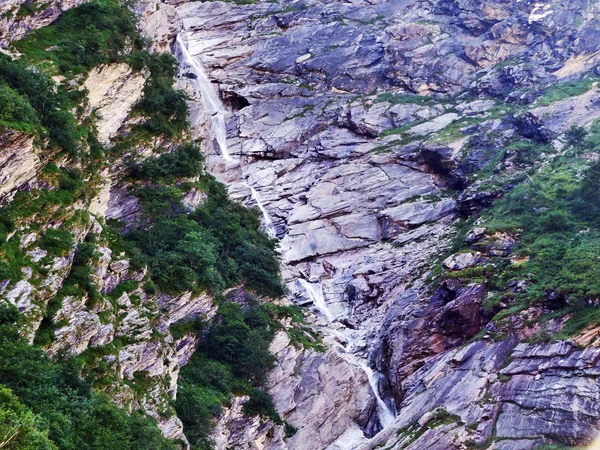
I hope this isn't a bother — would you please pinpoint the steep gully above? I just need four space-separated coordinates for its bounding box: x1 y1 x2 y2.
176 32 397 437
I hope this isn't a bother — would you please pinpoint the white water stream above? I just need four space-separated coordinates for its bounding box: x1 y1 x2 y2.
358 362 396 428
297 278 396 430
249 186 277 238
177 30 395 440
176 34 232 161
297 279 335 322
176 34 278 236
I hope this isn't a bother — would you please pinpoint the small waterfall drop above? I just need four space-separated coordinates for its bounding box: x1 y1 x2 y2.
298 279 335 322
358 362 396 428
175 34 232 161
298 278 396 430
249 186 277 237
176 33 278 235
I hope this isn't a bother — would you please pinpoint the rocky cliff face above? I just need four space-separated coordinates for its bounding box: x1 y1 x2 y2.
4 0 600 449
172 0 600 448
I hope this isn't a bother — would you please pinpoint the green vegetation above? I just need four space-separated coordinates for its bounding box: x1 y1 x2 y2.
536 74 598 106
14 0 142 75
0 385 56 450
172 300 320 448
0 302 179 450
0 84 39 132
129 143 204 184
128 52 188 138
448 121 600 336
125 156 284 297
374 92 439 107
35 233 100 347
175 301 280 449
0 53 83 155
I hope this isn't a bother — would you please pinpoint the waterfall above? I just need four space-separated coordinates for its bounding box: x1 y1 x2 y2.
298 279 335 322
249 186 277 237
357 361 396 428
298 278 396 429
175 34 232 161
176 33 278 235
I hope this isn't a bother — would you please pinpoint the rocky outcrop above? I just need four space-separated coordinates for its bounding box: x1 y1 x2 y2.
172 0 600 448
366 339 600 450
84 63 147 144
0 129 41 201
0 0 87 47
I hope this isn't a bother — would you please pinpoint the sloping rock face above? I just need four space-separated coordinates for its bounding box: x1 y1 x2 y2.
363 340 600 450
4 0 600 448
0 0 87 46
84 63 147 144
0 129 40 201
173 0 600 448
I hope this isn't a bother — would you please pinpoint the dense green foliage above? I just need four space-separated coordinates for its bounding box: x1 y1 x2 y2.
173 299 319 448
14 0 142 75
175 301 280 449
0 385 56 450
0 54 82 154
0 303 178 450
458 122 600 336
129 52 188 137
129 144 204 184
125 151 284 297
0 84 39 131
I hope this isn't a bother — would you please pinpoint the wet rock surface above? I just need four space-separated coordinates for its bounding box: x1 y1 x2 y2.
4 0 600 448
173 0 600 448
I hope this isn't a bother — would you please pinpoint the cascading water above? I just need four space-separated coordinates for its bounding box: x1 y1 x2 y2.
175 34 232 161
298 279 335 322
179 24 395 441
297 279 396 431
249 186 277 237
358 362 396 428
176 33 278 235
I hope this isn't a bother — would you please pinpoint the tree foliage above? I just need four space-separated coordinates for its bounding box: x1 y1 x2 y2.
0 303 178 450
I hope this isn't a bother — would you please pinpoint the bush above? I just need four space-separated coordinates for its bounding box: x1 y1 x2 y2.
37 229 74 257
0 322 178 450
0 54 79 154
130 144 204 184
0 84 39 130
243 388 281 423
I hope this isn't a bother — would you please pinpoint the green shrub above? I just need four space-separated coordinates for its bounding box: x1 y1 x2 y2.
0 84 39 130
243 388 281 423
14 0 142 75
129 53 188 138
0 55 79 154
0 385 57 450
0 322 178 450
537 75 596 106
130 144 204 184
37 229 74 257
